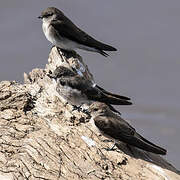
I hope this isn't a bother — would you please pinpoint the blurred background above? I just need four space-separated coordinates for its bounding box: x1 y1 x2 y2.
0 0 180 169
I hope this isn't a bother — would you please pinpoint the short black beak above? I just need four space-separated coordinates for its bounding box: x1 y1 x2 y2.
38 16 43 19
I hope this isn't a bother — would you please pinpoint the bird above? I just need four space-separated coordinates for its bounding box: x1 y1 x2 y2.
38 7 117 57
88 102 167 155
48 66 132 114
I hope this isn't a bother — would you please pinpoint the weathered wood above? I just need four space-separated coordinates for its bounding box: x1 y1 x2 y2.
0 47 179 179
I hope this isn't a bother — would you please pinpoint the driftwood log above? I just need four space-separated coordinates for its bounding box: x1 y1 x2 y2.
0 47 179 180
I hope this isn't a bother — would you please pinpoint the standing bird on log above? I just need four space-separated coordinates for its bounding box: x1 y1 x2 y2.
38 7 117 57
89 102 167 155
48 66 132 114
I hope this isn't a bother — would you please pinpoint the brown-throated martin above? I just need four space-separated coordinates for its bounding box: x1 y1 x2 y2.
89 102 167 155
38 7 117 57
48 66 132 114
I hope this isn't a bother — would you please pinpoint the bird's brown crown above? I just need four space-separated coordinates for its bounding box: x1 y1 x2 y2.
89 102 109 114
40 7 64 18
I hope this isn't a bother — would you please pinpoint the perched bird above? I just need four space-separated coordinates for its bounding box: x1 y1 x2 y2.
38 7 117 57
48 66 132 114
89 102 167 155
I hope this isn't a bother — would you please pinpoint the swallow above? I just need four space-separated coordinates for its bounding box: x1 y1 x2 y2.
38 7 117 57
89 102 167 155
48 66 132 114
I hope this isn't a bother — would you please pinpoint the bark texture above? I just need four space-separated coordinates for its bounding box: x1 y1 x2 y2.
0 47 179 180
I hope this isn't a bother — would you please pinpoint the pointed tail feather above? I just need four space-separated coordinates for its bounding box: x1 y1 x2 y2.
98 50 109 57
99 89 132 105
125 133 167 155
136 133 167 154
96 85 131 101
97 44 117 51
100 94 132 105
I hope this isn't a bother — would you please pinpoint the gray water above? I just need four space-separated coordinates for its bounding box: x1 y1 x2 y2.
0 0 180 169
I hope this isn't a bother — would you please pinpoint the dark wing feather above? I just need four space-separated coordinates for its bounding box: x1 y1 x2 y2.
61 75 132 105
94 115 135 141
50 19 117 51
94 115 166 155
61 76 101 98
96 85 131 101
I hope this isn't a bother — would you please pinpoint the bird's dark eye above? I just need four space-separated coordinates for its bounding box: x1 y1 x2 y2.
94 108 98 112
44 13 53 18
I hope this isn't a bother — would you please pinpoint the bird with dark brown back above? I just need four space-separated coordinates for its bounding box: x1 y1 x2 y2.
38 7 117 57
89 102 167 155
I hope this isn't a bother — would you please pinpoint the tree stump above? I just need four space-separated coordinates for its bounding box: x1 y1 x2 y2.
0 47 179 179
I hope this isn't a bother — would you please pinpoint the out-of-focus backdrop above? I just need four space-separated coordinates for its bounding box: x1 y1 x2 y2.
0 0 179 169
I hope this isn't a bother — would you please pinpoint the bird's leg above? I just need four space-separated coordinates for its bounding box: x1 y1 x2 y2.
56 48 69 63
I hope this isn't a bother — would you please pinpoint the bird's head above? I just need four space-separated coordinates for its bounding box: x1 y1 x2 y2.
47 66 75 80
38 7 64 23
88 102 110 116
